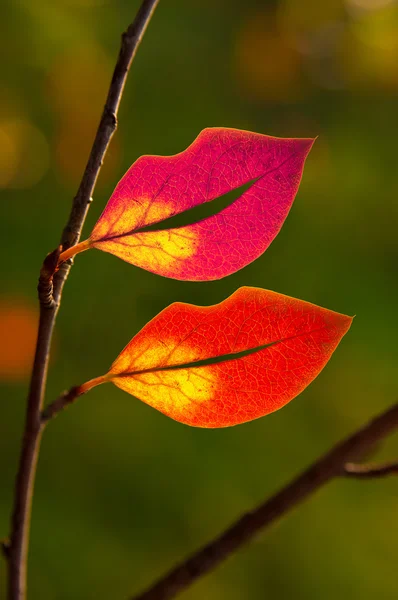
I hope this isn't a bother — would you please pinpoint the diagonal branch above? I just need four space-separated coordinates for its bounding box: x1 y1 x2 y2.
130 402 398 600
6 2 160 599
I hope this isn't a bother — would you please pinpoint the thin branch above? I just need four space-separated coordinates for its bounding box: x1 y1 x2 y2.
40 387 83 423
343 461 398 479
41 375 107 423
54 0 160 303
6 2 160 599
131 403 398 600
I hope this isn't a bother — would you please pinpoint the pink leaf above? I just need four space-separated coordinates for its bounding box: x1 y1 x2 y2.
62 128 314 280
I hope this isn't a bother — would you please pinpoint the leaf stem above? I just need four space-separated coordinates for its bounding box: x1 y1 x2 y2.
58 239 91 264
6 1 160 598
41 375 108 423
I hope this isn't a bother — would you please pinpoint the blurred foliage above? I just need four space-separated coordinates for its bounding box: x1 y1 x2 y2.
1 0 397 598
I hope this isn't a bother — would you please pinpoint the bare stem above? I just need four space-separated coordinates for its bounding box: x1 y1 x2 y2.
6 2 160 599
41 376 108 423
58 239 91 264
343 461 398 478
6 311 55 600
131 403 398 600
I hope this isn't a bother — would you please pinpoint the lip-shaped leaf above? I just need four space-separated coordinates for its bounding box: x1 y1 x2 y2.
105 287 352 427
84 128 314 280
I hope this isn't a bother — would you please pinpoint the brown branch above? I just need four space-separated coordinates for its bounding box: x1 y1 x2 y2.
41 375 107 423
6 2 160 599
40 387 83 423
343 461 398 478
131 403 398 600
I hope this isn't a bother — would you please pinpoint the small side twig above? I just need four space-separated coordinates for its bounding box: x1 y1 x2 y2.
131 403 398 600
1 539 10 559
41 387 82 423
343 461 398 479
41 375 107 423
6 3 160 600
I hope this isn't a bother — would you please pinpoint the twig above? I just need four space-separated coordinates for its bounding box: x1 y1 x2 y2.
41 376 107 423
343 461 398 478
131 403 398 600
6 2 160 599
40 387 83 423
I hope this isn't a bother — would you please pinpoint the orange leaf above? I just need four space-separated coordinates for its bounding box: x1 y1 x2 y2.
104 288 352 427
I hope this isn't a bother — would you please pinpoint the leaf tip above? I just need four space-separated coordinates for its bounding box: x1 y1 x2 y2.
335 312 354 338
298 136 317 156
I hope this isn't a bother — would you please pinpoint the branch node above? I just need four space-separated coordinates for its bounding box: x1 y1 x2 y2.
37 246 62 309
104 106 118 130
121 28 134 49
1 538 10 559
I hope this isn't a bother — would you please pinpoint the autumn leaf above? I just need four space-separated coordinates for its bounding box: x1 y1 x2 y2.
59 128 314 280
78 287 352 428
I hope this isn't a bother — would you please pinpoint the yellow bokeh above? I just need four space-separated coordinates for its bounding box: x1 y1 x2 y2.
47 43 112 120
338 5 398 89
278 0 347 34
0 118 49 189
47 42 120 186
234 11 303 102
345 0 396 15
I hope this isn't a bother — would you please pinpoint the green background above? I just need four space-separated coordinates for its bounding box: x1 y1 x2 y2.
1 0 397 598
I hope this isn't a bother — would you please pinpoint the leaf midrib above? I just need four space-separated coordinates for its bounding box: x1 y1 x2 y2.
114 325 328 378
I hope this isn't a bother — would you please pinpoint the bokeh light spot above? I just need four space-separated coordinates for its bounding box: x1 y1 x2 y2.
0 297 38 382
47 43 120 187
345 0 396 15
0 119 49 189
234 11 303 102
278 0 347 34
337 5 398 90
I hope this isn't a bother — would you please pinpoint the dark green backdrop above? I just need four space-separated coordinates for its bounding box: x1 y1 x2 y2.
1 0 397 598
